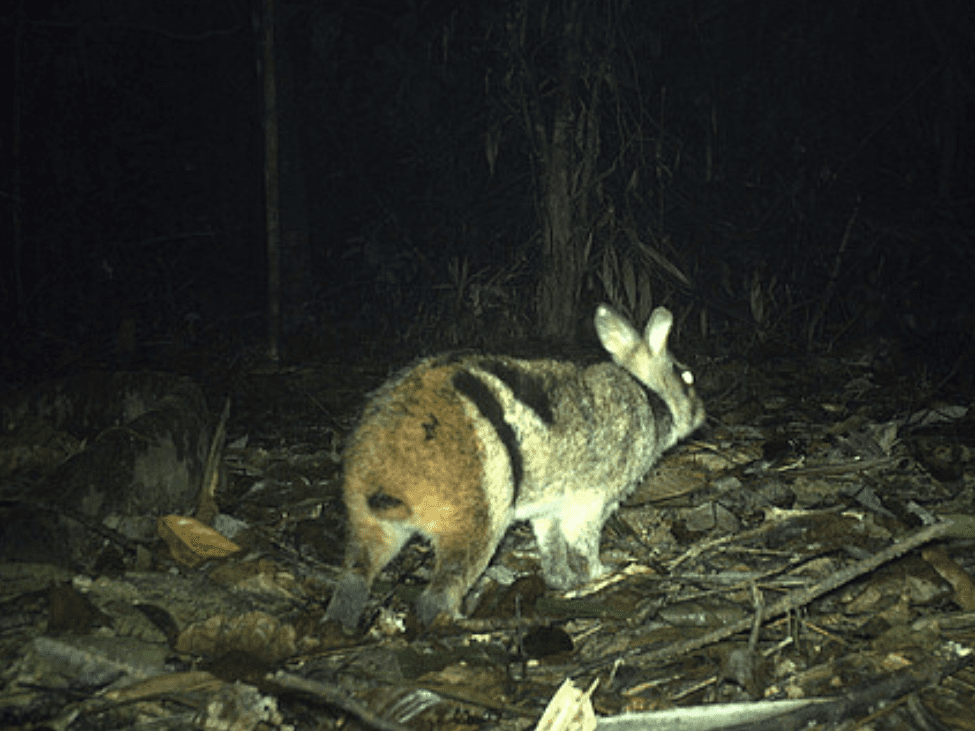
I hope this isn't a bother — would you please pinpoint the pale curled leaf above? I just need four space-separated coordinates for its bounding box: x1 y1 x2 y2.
537 678 599 731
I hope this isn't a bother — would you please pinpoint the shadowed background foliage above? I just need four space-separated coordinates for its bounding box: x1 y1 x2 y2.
1 0 971 388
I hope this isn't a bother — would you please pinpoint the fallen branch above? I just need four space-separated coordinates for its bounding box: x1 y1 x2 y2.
578 517 965 675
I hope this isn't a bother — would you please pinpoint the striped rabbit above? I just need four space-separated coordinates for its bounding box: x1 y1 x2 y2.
325 304 705 629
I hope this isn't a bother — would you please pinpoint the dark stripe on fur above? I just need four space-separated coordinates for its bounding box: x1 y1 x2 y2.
452 370 524 502
478 359 555 425
368 492 403 510
635 381 674 451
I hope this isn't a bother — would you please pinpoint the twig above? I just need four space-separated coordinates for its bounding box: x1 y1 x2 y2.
195 397 232 523
264 670 410 731
809 202 857 351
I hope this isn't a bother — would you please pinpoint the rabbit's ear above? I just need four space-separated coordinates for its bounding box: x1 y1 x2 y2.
594 304 642 360
644 307 674 355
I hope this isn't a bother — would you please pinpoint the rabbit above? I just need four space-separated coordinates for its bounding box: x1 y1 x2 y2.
325 304 705 629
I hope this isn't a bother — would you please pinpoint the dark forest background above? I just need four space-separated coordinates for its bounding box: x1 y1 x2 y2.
1 0 972 387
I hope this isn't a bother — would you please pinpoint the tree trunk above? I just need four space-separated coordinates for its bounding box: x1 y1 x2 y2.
533 0 598 341
537 83 583 340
